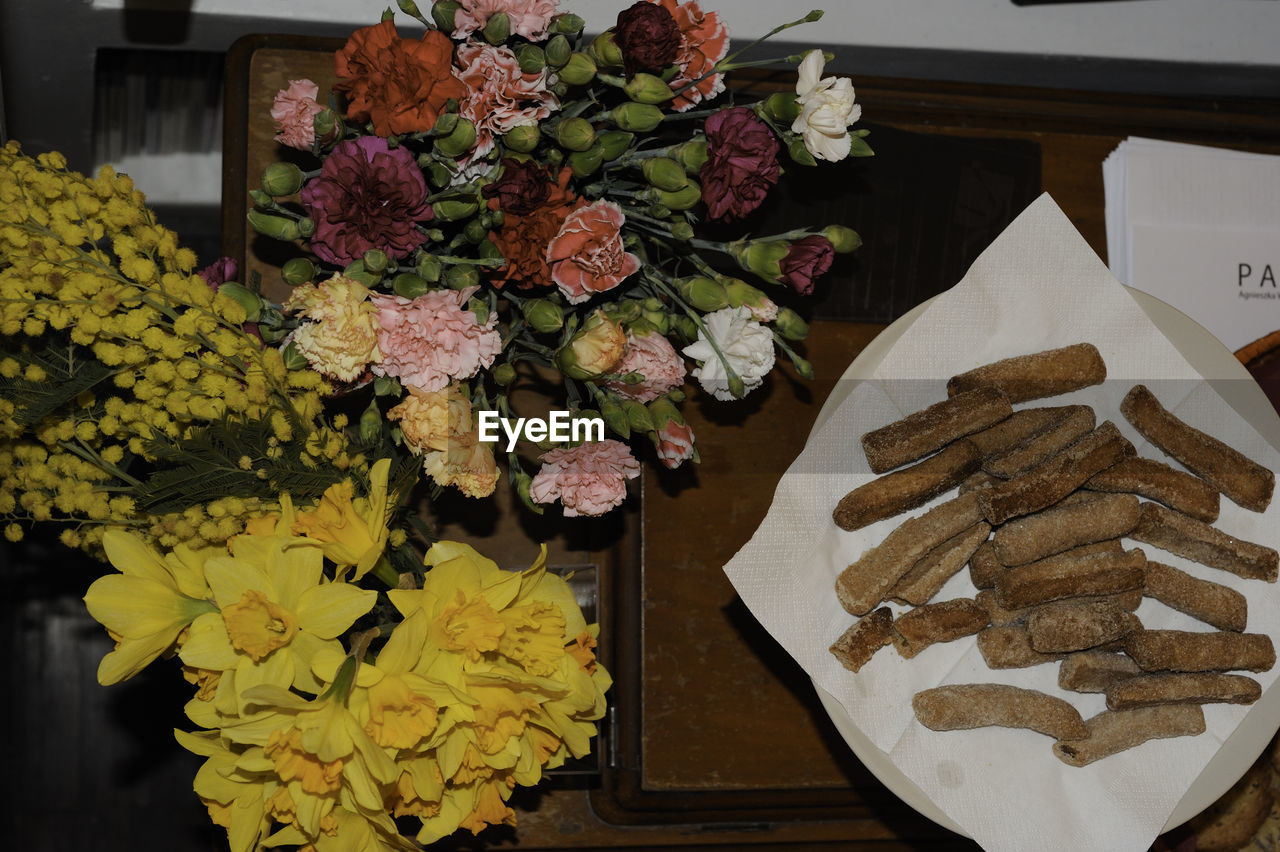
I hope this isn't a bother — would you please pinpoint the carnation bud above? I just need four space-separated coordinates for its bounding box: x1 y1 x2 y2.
247 210 300 241
722 278 772 313
248 189 273 209
791 354 815 380
647 396 685 430
590 31 623 68
360 397 383 445
624 399 655 434
553 12 585 34
669 220 695 242
599 397 630 439
787 136 818 167
651 180 701 211
514 469 543 514
373 375 400 396
624 72 675 104
431 0 460 31
503 124 541 153
647 203 672 219
545 34 572 68
362 249 388 273
627 318 660 337
555 117 596 152
443 264 479 290
672 139 708 173
597 130 634 161
281 257 316 286
392 273 430 299
731 239 788 281
602 300 641 325
424 159 455 188
609 102 664 132
672 314 698 343
312 108 339 144
546 148 564 167
432 111 459 136
762 91 801 123
396 0 429 25
261 162 304 196
676 276 728 312
432 198 480 221
297 217 315 237
515 43 546 73
416 254 442 282
641 157 688 192
557 52 597 86
640 303 670 335
215 281 263 322
281 340 309 371
775 306 809 341
555 310 626 380
462 218 487 244
469 297 490 325
568 144 605 178
434 118 477 158
522 298 564 333
492 363 517 386
482 11 510 44
823 224 862 253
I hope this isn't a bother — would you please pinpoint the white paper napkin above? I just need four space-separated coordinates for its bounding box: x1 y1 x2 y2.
723 193 1280 852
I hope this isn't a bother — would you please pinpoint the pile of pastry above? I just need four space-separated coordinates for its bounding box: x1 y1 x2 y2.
829 343 1277 766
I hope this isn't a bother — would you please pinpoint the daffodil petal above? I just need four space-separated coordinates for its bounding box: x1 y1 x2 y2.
376 610 427 675
84 574 212 638
265 539 325 610
102 528 171 584
294 582 377 639
178 611 239 671
204 556 273 609
96 633 177 684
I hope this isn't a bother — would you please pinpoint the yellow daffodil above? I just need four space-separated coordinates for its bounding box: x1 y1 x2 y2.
83 528 219 685
175 729 275 852
292 458 393 580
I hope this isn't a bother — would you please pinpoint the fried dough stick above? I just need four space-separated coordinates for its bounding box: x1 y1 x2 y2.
1025 599 1142 653
992 492 1139 567
1131 502 1278 582
983 405 1096 479
1085 456 1221 523
977 625 1069 669
1144 561 1248 632
913 683 1088 740
976 587 1142 628
946 342 1107 404
966 406 1079 458
1106 672 1262 710
829 608 894 674
1120 384 1274 512
890 522 991 605
1058 650 1142 694
1054 705 1206 767
1124 629 1275 673
892 598 990 658
995 546 1147 610
861 387 1012 474
834 440 982 531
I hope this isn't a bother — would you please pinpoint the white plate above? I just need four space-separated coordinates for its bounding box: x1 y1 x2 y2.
810 288 1280 837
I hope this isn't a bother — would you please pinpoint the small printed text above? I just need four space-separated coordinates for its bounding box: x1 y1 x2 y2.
477 411 605 452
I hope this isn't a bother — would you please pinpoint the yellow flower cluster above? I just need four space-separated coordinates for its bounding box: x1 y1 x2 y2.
81 462 609 851
0 141 347 553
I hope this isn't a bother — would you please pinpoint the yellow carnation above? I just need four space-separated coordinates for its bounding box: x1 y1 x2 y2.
284 275 382 382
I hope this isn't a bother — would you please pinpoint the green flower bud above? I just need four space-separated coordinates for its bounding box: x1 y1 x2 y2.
359 397 383 445
591 31 623 68
479 238 504 262
515 43 546 74
492 363 517 386
416 254 442 283
424 159 454 188
722 277 771 314
546 148 564 167
373 375 400 397
731 239 788 280
763 91 801 123
624 399 655 435
647 396 685 429
569 143 605 178
669 220 694 242
247 210 300 241
522 298 564 333
482 11 510 44
248 189 273 209
553 12 585 34
362 248 388 273
641 157 688 192
604 299 642 324
624 73 675 104
281 257 316 286
545 34 571 68
823 224 862 253
514 469 543 515
462 219 487 244
215 281 262 322
609 102 664 132
556 310 626 380
647 204 672 219
432 198 480 221
676 276 729 312
396 0 429 25
261 161 304 196
599 397 630 439
469 297 489 324
775 306 809 341
787 136 818 167
434 118 477 158
651 180 701 211
297 217 315 238
597 130 634 161
672 314 698 343
639 305 669 335
432 111 459 136
555 117 596 152
672 139 708 173
392 273 430 299
626 318 659 337
791 354 815 380
557 52 597 86
443 264 479 290
281 340 309 371
551 81 570 99
312 108 339 144
431 0 460 31
500 125 539 155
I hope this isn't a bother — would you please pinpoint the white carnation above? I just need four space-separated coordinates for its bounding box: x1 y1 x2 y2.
791 49 861 162
682 306 776 401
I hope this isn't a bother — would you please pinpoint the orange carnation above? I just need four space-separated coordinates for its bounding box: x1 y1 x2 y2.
334 20 466 136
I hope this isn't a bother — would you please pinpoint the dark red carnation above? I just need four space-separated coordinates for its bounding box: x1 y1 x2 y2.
700 107 780 222
487 167 584 290
615 1 681 77
778 235 834 295
300 136 432 267
482 159 552 216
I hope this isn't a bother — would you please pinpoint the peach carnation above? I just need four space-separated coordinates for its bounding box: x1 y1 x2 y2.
370 286 501 392
546 200 640 305
424 429 499 498
456 42 559 163
270 79 324 150
283 275 382 382
605 331 687 403
530 440 641 517
452 0 559 41
387 386 472 455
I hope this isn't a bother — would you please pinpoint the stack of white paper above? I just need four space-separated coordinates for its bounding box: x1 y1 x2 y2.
1103 137 1280 354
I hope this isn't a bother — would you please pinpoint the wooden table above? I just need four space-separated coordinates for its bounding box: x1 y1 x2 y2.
221 35 1280 850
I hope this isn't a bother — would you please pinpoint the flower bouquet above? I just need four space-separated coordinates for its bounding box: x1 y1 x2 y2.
248 0 869 518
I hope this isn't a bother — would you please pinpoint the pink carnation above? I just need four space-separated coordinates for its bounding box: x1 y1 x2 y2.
270 79 324 150
456 42 559 164
453 0 559 40
605 331 687 403
654 419 696 469
546 200 641 305
530 440 641 517
369 286 501 392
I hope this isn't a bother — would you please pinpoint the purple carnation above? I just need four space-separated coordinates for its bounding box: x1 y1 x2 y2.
700 107 780 222
300 136 432 267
